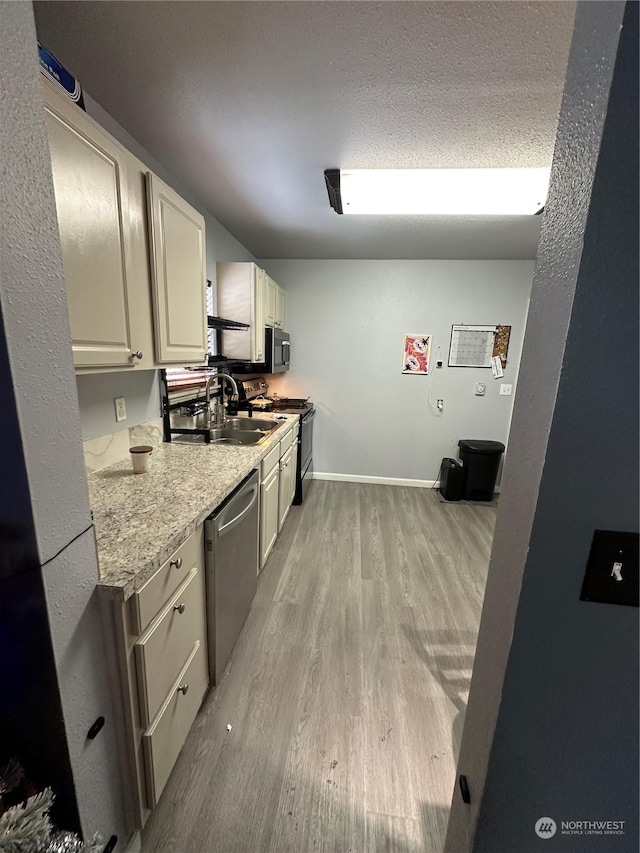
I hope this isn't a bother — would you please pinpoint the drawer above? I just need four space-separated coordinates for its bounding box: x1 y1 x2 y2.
261 441 281 479
279 424 295 455
131 526 204 634
142 640 208 808
135 567 207 727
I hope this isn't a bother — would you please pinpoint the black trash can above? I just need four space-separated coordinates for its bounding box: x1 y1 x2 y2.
439 457 465 501
458 439 505 501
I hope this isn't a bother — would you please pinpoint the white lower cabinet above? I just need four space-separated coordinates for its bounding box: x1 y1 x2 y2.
260 465 280 568
108 525 209 828
278 442 298 531
259 426 299 569
134 567 206 727
142 640 208 807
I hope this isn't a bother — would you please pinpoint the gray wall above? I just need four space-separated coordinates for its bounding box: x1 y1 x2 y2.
1 1 130 845
76 369 161 441
446 3 636 851
261 259 533 481
72 91 257 440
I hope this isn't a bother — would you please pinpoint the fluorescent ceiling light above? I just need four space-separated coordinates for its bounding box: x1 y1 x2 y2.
325 168 550 215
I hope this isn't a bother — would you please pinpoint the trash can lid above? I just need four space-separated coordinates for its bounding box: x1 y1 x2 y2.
458 439 505 454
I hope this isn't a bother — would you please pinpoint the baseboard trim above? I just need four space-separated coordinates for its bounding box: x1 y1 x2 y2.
312 472 438 489
312 471 501 494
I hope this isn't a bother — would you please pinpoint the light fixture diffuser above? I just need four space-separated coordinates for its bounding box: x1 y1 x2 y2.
328 168 550 215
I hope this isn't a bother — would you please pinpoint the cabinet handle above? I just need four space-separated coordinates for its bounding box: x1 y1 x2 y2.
173 602 186 614
170 557 183 569
130 350 143 360
177 683 189 696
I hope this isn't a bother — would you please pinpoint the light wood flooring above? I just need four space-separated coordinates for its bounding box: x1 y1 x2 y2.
142 481 496 853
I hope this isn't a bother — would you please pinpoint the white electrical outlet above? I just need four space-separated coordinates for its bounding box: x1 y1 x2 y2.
114 397 127 422
499 384 513 396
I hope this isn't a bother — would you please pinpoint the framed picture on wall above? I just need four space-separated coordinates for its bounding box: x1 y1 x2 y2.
402 334 431 374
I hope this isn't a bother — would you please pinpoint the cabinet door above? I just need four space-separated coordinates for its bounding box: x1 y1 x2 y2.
146 173 208 364
253 266 266 362
278 445 295 531
260 466 280 568
265 276 277 327
45 89 136 368
275 286 286 330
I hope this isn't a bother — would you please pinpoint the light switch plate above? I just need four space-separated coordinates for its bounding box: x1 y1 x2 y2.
500 384 513 396
580 530 638 607
114 397 127 422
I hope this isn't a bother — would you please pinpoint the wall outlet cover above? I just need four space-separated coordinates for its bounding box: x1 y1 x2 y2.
500 384 513 396
114 397 127 422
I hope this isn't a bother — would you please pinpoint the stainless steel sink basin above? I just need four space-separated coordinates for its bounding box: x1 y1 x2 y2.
209 428 267 446
173 428 268 446
223 417 280 432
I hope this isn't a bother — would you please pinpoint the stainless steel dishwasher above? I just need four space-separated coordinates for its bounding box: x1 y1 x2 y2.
205 470 259 684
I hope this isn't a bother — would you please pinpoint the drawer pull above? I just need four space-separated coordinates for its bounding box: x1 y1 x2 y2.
173 603 186 615
170 557 183 569
177 683 189 696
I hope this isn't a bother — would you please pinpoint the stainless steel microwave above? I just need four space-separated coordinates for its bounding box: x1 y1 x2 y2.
232 327 290 374
268 328 290 373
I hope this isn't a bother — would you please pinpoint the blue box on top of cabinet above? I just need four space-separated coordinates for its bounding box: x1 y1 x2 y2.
38 42 85 110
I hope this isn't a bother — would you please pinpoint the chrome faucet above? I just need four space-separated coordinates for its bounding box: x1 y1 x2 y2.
205 372 238 427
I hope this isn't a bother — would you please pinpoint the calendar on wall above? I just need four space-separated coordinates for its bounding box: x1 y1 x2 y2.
448 325 498 368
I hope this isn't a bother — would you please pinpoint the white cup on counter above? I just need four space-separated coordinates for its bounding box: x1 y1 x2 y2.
130 445 153 474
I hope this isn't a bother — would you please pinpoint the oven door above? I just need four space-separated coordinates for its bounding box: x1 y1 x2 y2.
300 408 314 472
294 408 315 505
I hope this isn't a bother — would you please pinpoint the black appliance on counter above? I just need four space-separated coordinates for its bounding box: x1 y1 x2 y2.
238 379 314 505
232 327 290 374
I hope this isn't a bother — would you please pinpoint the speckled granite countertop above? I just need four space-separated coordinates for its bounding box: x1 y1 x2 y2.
91 415 298 601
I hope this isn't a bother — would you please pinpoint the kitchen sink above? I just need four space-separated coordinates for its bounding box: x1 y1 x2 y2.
171 415 283 447
223 417 280 432
173 428 268 446
209 428 267 446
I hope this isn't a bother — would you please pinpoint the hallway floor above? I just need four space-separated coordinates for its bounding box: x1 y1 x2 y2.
142 481 495 853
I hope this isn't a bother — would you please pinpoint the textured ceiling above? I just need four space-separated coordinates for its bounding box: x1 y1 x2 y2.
34 1 576 260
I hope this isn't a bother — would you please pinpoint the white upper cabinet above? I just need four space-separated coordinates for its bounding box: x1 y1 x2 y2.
262 275 286 331
265 275 277 327
146 173 208 364
275 285 286 330
217 262 266 362
45 83 137 368
253 266 266 362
